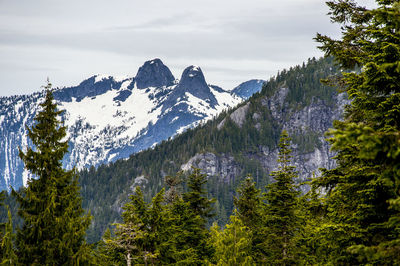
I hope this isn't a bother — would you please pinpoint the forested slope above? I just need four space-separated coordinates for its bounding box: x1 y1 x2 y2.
79 56 345 242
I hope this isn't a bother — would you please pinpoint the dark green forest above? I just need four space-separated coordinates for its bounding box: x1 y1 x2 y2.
0 0 400 264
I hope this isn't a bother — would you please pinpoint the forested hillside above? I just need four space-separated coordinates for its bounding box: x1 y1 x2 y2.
79 56 344 242
0 1 399 264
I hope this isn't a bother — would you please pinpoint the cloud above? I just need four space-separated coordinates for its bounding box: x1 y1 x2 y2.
0 0 346 96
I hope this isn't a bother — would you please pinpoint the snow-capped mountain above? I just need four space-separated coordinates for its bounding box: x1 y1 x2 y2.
0 58 256 191
231 79 266 99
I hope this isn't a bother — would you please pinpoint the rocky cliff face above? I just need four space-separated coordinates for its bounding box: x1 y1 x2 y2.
181 87 350 186
134 58 175 89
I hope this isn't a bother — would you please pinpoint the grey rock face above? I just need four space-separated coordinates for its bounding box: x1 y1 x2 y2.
181 153 241 183
217 102 250 129
229 102 250 128
182 87 350 188
135 58 175 89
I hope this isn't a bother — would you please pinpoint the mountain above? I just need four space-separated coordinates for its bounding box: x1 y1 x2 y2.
77 56 347 242
231 79 266 99
0 58 254 192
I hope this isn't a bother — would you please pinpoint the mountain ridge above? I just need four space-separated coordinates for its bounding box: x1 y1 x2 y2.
0 58 252 191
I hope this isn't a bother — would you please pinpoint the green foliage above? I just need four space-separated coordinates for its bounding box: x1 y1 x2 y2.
208 213 254 266
313 0 400 264
101 170 217 265
233 175 265 260
1 208 16 266
183 168 216 222
262 56 340 109
262 130 302 265
13 83 92 265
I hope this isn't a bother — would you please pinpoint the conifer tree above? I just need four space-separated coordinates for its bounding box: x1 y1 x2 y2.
314 0 400 264
182 167 216 262
1 208 16 265
183 168 215 223
233 175 264 260
13 82 92 265
234 175 262 229
165 196 203 264
209 211 254 266
106 187 174 265
263 130 301 265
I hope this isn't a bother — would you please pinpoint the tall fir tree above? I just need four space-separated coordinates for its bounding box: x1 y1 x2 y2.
1 208 17 265
13 82 92 265
233 175 264 261
182 167 216 262
262 130 301 265
208 211 254 266
314 0 400 264
183 168 215 223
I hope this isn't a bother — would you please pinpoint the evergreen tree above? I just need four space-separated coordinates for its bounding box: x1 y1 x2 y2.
296 181 328 265
106 187 174 265
1 208 16 265
182 167 216 262
234 175 262 229
233 175 264 260
263 130 301 265
165 197 203 264
314 0 400 264
13 82 92 265
209 212 254 266
183 168 215 222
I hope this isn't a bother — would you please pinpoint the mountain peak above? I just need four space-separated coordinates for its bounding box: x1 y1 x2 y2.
166 65 218 107
135 58 175 89
179 65 208 89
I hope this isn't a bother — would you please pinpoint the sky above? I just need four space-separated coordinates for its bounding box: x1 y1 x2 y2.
0 0 376 97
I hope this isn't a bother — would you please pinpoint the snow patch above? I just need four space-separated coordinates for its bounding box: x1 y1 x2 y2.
113 75 130 83
59 85 163 169
94 74 111 83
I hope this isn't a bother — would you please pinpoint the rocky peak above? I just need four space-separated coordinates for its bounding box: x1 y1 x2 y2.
178 65 208 90
172 65 217 106
53 75 120 102
135 58 175 89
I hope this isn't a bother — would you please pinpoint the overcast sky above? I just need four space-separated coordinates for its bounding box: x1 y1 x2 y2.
0 0 376 97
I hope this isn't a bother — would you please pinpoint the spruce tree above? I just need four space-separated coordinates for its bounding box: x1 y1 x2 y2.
233 175 264 260
314 0 400 264
263 130 301 265
183 168 215 223
209 212 254 266
233 175 262 229
182 167 216 262
14 82 91 265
